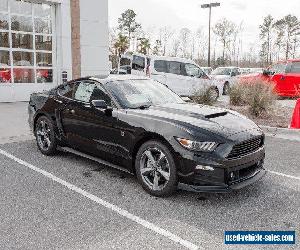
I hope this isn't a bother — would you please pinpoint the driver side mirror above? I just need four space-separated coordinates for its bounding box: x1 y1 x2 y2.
91 100 108 109
91 100 113 116
263 69 270 75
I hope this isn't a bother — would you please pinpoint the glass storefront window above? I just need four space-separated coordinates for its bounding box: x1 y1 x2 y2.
13 51 34 66
0 66 11 83
11 15 33 32
37 69 52 83
35 35 52 50
36 52 52 67
0 13 9 30
0 0 55 84
13 68 35 83
12 33 33 49
0 32 9 47
0 50 10 65
34 18 52 34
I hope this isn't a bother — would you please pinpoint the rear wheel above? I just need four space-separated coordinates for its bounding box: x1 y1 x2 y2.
35 116 57 155
209 87 219 100
135 140 178 197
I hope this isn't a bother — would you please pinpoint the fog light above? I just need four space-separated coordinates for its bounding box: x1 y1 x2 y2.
195 165 215 171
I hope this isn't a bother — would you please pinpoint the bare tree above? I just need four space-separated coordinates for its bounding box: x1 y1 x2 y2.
179 28 191 58
159 26 175 56
259 15 275 65
275 15 300 59
172 39 181 57
213 18 236 64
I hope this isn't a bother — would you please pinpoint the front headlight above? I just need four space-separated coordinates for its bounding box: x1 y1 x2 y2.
176 138 218 152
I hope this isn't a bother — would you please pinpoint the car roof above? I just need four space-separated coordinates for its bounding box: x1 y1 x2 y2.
90 74 149 84
149 55 196 64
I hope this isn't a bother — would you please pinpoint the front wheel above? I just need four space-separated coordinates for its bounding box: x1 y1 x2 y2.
35 116 57 155
135 140 178 197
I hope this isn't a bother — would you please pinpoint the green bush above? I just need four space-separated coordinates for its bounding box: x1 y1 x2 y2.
229 78 277 117
192 87 218 106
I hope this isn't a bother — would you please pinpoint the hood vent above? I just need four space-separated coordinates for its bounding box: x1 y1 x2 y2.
205 111 228 119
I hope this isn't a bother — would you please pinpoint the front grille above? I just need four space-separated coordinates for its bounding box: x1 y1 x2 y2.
227 136 264 159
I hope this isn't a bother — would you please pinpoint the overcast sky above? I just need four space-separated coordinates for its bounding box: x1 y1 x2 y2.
108 0 300 54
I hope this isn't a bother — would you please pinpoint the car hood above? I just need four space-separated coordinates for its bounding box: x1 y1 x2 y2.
127 103 260 138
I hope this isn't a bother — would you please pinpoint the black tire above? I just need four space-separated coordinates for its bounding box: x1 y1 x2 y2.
35 116 57 155
223 82 230 95
135 140 178 197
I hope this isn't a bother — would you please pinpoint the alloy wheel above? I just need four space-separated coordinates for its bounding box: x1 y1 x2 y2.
36 119 52 151
139 147 171 191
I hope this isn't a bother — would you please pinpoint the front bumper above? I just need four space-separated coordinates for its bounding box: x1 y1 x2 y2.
176 146 266 193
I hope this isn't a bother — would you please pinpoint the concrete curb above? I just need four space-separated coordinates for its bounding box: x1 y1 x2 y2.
260 125 300 142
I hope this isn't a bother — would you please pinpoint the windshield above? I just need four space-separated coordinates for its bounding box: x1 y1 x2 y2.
211 68 231 75
105 79 184 109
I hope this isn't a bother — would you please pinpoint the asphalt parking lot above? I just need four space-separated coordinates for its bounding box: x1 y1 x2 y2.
0 135 299 250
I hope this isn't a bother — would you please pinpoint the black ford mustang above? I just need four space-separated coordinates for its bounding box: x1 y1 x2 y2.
28 75 266 196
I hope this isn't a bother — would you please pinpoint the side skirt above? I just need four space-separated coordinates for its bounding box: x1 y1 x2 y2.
59 146 133 175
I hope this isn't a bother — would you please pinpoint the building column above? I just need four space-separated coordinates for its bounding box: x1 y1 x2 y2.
70 0 81 79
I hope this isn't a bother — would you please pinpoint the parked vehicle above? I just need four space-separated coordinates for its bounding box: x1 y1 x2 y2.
28 75 266 197
210 66 241 95
201 67 213 75
119 53 223 99
262 59 300 97
238 60 300 97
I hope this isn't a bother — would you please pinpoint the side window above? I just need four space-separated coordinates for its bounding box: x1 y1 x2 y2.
276 63 286 74
168 61 181 75
57 82 76 98
90 85 112 106
132 55 145 71
290 62 300 73
154 60 167 73
74 81 95 103
185 64 201 77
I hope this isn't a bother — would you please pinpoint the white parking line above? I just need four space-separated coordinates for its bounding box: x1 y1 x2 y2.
0 149 199 250
268 170 300 181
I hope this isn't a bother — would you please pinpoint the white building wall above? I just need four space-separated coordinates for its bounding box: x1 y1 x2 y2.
80 0 109 77
0 0 109 102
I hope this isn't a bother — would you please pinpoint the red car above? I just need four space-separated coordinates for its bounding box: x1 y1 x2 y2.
239 59 300 97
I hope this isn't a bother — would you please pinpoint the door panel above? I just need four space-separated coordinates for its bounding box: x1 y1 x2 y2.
59 80 124 164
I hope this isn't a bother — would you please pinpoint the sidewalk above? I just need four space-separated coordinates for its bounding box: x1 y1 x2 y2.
0 102 33 144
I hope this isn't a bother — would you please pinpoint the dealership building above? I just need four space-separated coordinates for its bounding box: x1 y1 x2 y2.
0 0 109 102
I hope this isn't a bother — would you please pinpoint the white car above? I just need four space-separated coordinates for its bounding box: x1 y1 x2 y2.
210 66 241 95
119 53 223 99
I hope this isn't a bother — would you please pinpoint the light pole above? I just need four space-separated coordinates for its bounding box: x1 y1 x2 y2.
201 2 220 67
